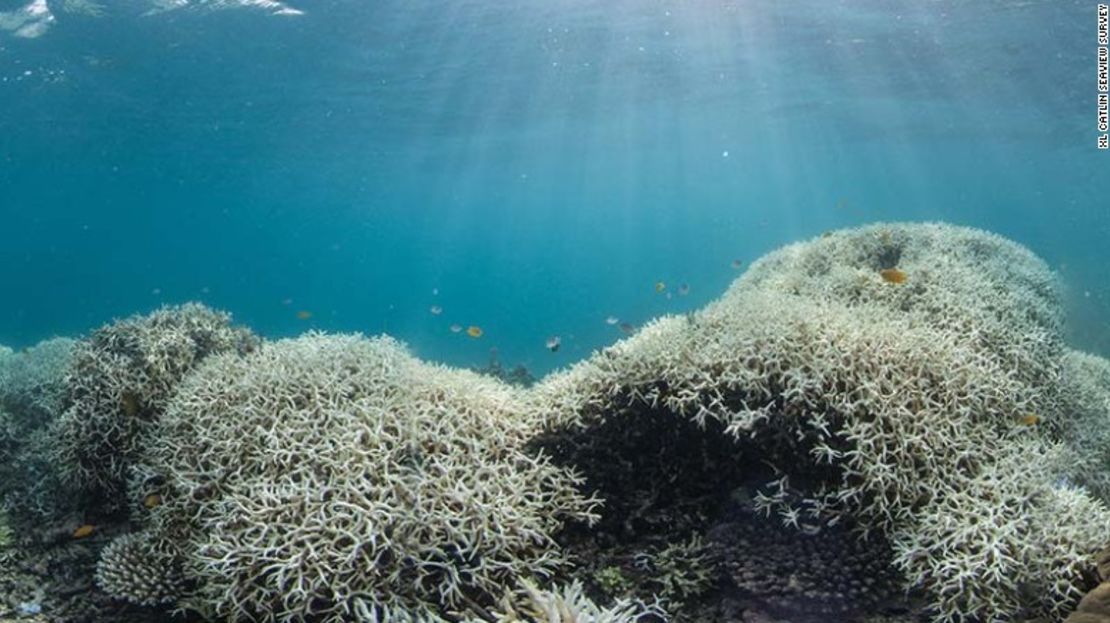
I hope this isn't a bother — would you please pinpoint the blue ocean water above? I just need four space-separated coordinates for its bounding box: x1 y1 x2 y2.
0 0 1106 375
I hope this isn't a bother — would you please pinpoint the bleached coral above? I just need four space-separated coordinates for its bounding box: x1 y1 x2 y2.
0 338 77 527
1055 349 1110 500
51 303 257 500
495 580 665 623
530 222 1110 621
0 337 76 427
95 530 186 607
118 333 599 622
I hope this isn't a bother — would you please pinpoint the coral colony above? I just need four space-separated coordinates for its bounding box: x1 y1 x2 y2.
1 223 1110 622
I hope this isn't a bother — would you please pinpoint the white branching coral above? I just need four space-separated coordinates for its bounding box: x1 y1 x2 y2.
122 333 600 622
529 222 1110 621
1055 349 1110 500
96 530 186 607
50 303 257 499
494 580 665 623
0 337 75 427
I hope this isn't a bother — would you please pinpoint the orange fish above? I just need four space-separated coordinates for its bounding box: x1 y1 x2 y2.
296 310 313 320
879 268 907 284
143 494 162 509
73 524 96 539
1020 413 1041 426
466 326 483 338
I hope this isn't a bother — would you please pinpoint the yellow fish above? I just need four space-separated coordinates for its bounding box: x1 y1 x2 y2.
296 310 313 320
655 281 666 293
73 524 96 539
879 268 907 284
466 326 483 338
1020 413 1041 426
143 494 162 509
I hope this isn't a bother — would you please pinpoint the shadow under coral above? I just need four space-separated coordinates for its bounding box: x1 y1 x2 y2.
531 397 921 623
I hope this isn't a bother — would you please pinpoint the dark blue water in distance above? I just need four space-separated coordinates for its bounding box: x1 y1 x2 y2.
0 0 1106 376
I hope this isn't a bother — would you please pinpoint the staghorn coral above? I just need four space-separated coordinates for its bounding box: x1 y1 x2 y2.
1055 349 1110 500
50 303 257 501
0 337 75 428
529 222 1110 621
112 333 599 622
0 339 77 529
637 535 715 605
493 579 666 623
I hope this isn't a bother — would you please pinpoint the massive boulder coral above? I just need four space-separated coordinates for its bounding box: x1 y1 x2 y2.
100 333 600 622
529 222 1110 621
50 303 257 501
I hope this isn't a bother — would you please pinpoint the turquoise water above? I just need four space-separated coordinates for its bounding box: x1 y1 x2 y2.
1 0 1106 374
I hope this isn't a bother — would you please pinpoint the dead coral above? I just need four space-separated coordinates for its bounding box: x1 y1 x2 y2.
0 337 75 429
493 579 666 623
50 303 257 501
116 333 600 622
95 531 185 607
529 222 1110 621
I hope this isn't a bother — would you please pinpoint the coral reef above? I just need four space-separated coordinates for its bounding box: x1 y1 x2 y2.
108 333 599 622
7 222 1110 623
1067 547 1110 623
1055 349 1110 500
529 222 1110 621
50 303 257 501
708 507 904 619
492 580 666 623
473 349 536 388
0 339 77 531
94 531 185 607
0 337 75 429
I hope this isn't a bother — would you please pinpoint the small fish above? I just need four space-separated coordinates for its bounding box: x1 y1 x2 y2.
143 494 162 509
605 316 620 326
619 322 635 335
545 336 561 352
432 288 439 296
836 198 847 210
282 298 293 306
73 524 96 539
879 268 907 284
665 292 673 300
655 281 666 293
296 310 313 320
1020 413 1041 426
730 259 743 270
677 283 690 296
151 288 162 295
466 326 483 338
429 305 443 316
449 324 463 334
